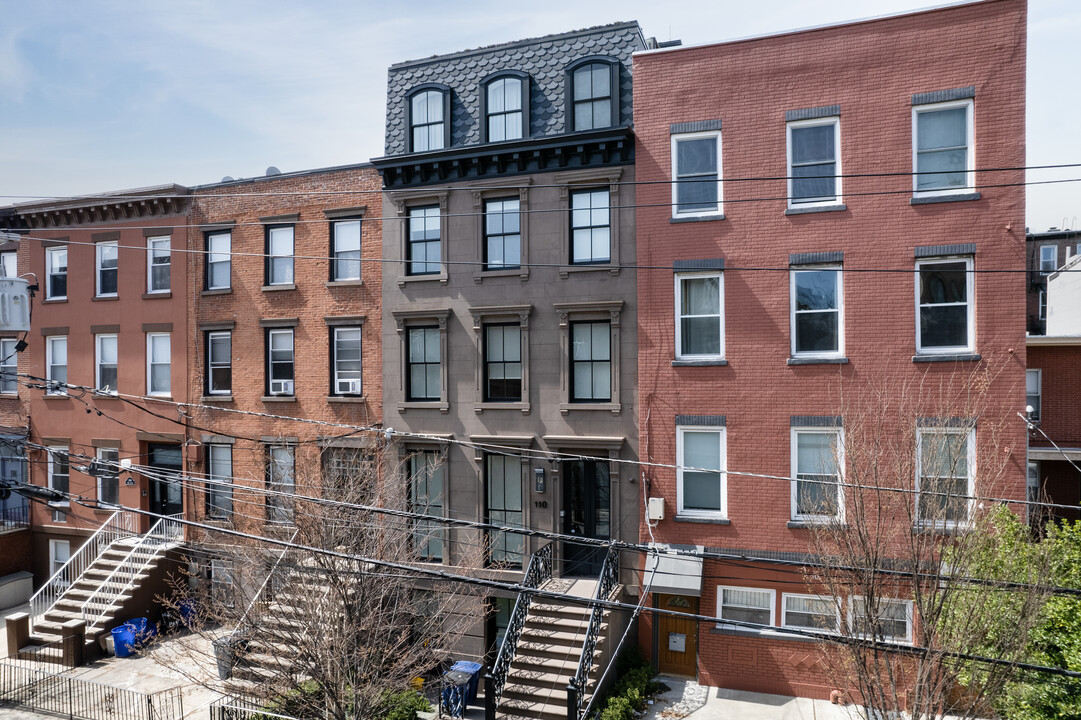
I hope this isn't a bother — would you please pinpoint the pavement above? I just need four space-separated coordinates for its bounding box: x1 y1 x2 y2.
641 676 856 720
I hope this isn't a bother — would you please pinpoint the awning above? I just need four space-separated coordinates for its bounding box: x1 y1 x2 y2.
1030 447 1081 462
645 543 704 596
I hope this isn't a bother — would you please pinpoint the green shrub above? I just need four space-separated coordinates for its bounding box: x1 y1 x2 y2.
378 689 432 720
599 696 634 720
595 647 662 720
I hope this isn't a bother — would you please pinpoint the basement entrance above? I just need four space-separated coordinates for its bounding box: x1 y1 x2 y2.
657 594 698 676
562 459 610 576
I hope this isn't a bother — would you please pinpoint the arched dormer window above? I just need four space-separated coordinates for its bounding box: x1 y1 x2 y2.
568 57 619 132
407 84 451 153
482 71 530 143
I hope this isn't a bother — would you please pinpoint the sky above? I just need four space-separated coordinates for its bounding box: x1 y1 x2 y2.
0 0 1076 232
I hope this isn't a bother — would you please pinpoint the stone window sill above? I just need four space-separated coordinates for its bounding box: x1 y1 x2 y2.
261 395 297 403
42 298 67 304
398 273 448 287
326 280 363 288
262 284 297 292
787 520 844 529
672 358 727 367
787 356 849 365
912 353 981 363
200 395 234 403
43 394 70 401
785 203 846 216
670 213 725 224
91 296 118 302
142 292 172 299
202 288 232 296
327 396 366 404
398 401 450 414
910 191 981 205
474 268 529 284
709 626 820 643
674 514 730 525
560 401 620 415
558 264 619 278
475 401 531 415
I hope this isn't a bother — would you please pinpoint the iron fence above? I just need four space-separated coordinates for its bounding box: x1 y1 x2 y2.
208 695 302 720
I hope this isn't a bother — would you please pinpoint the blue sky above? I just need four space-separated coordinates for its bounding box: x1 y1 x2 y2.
0 0 1076 231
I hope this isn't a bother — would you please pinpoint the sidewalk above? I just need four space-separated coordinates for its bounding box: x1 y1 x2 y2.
642 677 853 720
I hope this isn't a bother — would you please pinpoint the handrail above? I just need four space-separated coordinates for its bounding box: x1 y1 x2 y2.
232 528 299 640
485 542 553 719
567 544 619 720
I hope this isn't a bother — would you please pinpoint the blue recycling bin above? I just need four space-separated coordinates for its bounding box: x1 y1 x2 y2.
440 670 471 717
450 661 483 706
110 618 158 658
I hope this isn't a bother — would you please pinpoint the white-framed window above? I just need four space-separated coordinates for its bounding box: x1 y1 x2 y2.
717 586 775 629
96 447 120 506
791 267 843 358
916 257 974 354
146 333 171 396
1039 245 1058 275
147 236 171 293
331 219 362 281
671 131 722 217
916 427 975 527
206 231 231 290
850 596 913 644
266 225 294 286
1026 369 1041 423
47 446 69 502
570 189 611 264
210 557 235 606
787 117 840 207
45 247 67 300
332 327 363 396
675 273 723 360
1038 289 1047 322
913 99 973 196
96 241 118 297
410 450 444 562
0 338 17 394
791 428 843 522
95 334 118 393
267 329 295 396
266 444 295 524
0 251 17 278
207 331 231 395
45 335 67 395
206 444 232 519
49 539 70 582
782 593 840 633
677 425 726 517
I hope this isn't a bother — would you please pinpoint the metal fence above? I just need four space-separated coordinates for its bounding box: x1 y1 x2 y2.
0 660 185 720
208 695 302 720
0 500 29 529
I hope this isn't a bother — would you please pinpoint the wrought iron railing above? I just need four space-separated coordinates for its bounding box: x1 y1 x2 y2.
566 543 619 720
209 694 300 720
0 501 29 530
484 541 553 720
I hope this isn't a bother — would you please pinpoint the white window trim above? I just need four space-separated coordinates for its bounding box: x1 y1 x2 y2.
786 116 842 208
267 328 295 396
95 240 118 298
781 592 841 633
790 427 845 523
95 333 118 395
1038 289 1046 322
206 231 231 290
912 99 974 197
790 265 844 359
146 333 171 397
332 326 363 396
676 425 727 518
331 218 363 282
716 585 775 630
1025 368 1041 424
49 539 70 584
206 444 233 520
674 272 724 361
671 130 723 218
146 236 171 293
1039 244 1058 275
45 247 67 300
96 447 120 508
45 335 67 395
0 251 16 278
915 256 975 355
0 337 17 395
207 331 231 396
915 427 976 529
849 596 914 644
47 446 70 507
266 225 295 286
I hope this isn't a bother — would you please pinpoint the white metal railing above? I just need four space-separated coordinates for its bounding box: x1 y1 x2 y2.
232 528 299 641
79 513 184 630
29 510 137 629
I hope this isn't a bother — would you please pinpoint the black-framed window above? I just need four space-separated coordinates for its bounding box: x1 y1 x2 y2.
410 450 444 562
484 74 526 142
484 323 522 402
409 87 449 152
407 206 441 275
331 326 363 395
484 198 521 270
406 326 440 401
265 225 294 286
485 453 523 568
570 189 610 264
205 231 231 290
266 444 295 524
570 59 617 132
206 331 231 395
570 321 611 402
331 218 361 281
266 328 295 396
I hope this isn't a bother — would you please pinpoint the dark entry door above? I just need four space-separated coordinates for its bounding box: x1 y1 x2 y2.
148 444 183 517
563 460 610 576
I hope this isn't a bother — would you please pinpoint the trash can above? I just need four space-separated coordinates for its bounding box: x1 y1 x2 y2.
440 669 472 718
212 637 239 680
111 624 136 658
450 661 483 706
179 600 196 628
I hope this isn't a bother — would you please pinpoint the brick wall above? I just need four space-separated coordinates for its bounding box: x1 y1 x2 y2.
1028 345 1081 447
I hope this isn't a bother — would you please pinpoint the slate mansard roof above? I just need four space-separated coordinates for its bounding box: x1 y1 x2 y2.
383 21 646 156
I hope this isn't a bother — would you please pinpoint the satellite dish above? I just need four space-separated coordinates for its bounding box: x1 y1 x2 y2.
221 176 234 182
266 166 281 176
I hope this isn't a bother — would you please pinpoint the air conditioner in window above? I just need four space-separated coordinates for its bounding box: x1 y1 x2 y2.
337 379 362 395
270 379 294 395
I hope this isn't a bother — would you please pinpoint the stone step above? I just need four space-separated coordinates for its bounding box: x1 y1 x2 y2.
510 655 598 680
524 615 591 634
498 686 586 720
529 602 593 621
518 624 600 647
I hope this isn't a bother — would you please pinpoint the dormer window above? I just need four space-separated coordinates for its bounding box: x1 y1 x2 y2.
569 59 618 132
409 86 450 152
484 73 529 143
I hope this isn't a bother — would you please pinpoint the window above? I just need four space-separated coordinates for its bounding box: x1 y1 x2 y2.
410 450 444 561
147 236 170 292
207 331 231 395
266 445 295 524
570 321 610 402
676 273 723 359
49 539 70 581
492 597 514 650
266 225 294 286
0 251 16 277
484 324 521 402
47 447 69 500
916 428 974 527
671 132 722 216
677 426 726 516
484 199 521 270
916 258 974 354
791 267 843 358
95 334 118 393
1038 289 1046 322
571 61 614 131
331 219 361 281
147 333 171 396
0 338 17 394
206 444 232 519
206 231 231 290
332 327 363 395
851 597 912 644
96 447 119 507
717 586 774 628
782 594 840 633
267 329 295 396
209 557 235 606
322 446 376 502
46 336 67 395
96 241 118 297
1039 245 1058 275
486 454 523 567
406 327 440 401
792 429 843 521
407 206 440 276
46 247 67 300
1026 369 1041 423
788 118 840 206
485 76 524 142
570 189 610 264
913 100 973 195
410 89 446 152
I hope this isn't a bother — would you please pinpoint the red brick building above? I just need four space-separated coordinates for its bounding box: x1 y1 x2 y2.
633 0 1027 698
1026 338 1081 522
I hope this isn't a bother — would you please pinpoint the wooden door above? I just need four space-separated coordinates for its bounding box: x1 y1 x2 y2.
657 594 698 676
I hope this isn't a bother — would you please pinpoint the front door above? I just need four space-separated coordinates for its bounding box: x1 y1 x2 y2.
562 459 610 576
657 594 698 677
147 444 183 517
